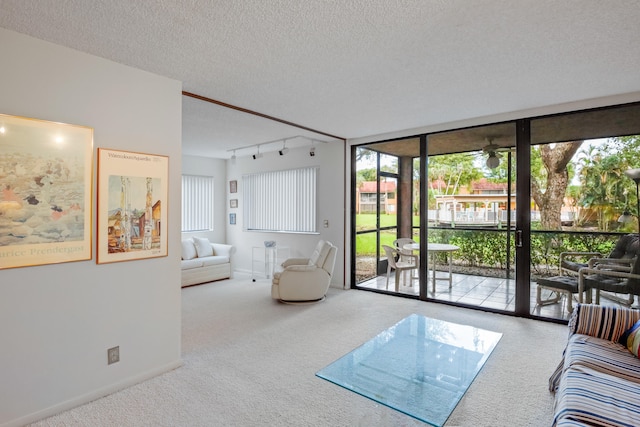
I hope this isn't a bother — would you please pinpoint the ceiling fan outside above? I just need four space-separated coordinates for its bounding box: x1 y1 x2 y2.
482 138 503 169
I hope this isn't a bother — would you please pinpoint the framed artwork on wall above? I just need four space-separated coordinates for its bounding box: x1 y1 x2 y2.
229 180 237 193
230 199 238 208
0 113 93 269
229 213 236 225
97 148 169 264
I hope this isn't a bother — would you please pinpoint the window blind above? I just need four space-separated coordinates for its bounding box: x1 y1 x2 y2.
243 167 317 232
181 175 214 231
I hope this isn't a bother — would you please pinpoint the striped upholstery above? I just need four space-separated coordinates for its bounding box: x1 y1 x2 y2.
550 304 640 426
571 304 640 342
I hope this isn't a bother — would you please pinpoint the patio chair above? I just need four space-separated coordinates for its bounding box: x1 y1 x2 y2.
559 233 639 276
393 238 417 261
578 253 640 307
382 244 418 292
562 234 638 305
536 234 639 313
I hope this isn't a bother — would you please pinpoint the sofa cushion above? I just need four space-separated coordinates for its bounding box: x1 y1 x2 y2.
181 258 204 270
554 334 640 426
620 319 640 357
200 255 229 267
181 239 198 260
193 236 214 257
565 334 640 383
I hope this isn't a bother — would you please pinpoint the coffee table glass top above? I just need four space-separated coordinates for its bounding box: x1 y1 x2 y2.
316 314 502 426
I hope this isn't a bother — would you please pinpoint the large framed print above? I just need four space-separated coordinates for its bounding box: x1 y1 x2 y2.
97 149 168 264
0 113 93 269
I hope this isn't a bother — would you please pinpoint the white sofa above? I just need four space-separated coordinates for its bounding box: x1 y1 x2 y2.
181 237 235 287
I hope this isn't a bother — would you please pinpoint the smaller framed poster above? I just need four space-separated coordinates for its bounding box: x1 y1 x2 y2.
230 199 238 208
229 213 236 225
229 180 237 193
97 148 169 264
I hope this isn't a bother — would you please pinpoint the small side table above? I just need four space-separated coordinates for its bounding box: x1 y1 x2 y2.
251 246 290 281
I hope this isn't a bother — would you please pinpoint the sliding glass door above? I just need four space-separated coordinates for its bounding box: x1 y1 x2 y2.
352 102 640 320
425 123 518 313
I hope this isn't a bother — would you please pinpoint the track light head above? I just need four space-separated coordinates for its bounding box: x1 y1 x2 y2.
309 146 315 157
252 152 263 160
279 147 289 156
231 151 236 165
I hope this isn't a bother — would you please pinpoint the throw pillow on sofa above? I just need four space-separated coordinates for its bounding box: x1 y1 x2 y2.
181 240 198 260
619 319 640 357
193 236 214 257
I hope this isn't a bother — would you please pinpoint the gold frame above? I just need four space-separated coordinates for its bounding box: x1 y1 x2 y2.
97 148 169 264
0 113 93 269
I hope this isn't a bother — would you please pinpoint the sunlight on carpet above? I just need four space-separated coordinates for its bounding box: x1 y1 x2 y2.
316 314 502 426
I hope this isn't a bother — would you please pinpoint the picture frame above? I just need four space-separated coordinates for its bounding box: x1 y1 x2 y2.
0 113 93 270
229 180 237 193
229 213 236 225
230 199 238 208
97 148 169 264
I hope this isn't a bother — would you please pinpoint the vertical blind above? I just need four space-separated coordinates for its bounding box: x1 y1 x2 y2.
181 175 214 231
243 167 317 232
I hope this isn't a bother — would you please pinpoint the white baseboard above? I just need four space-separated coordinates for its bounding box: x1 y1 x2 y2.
3 359 183 427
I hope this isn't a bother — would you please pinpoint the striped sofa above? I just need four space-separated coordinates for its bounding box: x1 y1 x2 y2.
549 304 640 426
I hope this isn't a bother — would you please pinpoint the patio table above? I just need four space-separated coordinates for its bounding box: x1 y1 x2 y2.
403 243 460 293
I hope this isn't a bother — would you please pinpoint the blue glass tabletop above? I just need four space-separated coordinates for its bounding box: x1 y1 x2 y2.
316 314 502 426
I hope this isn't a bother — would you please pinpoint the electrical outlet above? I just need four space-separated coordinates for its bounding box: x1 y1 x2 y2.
108 346 120 365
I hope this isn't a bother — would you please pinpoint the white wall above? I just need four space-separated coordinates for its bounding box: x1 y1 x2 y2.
0 29 183 426
181 155 227 244
226 141 346 287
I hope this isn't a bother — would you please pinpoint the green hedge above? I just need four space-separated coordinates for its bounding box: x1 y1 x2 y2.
356 228 620 277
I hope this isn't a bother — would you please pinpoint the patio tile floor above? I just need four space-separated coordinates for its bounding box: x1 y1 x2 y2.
357 271 631 322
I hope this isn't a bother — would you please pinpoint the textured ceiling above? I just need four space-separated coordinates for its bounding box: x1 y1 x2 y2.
1 0 640 158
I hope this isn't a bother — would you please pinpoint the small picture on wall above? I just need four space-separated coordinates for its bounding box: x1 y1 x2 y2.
230 199 238 208
229 180 237 193
229 213 236 225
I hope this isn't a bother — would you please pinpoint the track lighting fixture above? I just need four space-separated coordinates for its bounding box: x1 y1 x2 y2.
278 140 289 156
227 135 326 159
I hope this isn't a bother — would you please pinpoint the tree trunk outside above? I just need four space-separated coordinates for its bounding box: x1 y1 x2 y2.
531 141 583 230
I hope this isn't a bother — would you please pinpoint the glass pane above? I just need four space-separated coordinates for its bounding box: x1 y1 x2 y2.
355 147 379 231
355 231 378 283
530 104 640 321
426 124 516 312
380 176 397 224
380 153 398 174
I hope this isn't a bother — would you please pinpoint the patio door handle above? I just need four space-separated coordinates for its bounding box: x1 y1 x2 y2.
515 230 523 248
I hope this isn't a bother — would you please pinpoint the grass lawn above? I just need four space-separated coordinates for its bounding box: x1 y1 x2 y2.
355 214 420 255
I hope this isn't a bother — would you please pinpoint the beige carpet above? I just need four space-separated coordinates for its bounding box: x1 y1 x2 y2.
31 276 567 426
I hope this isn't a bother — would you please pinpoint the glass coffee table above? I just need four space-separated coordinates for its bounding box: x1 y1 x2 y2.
316 314 501 426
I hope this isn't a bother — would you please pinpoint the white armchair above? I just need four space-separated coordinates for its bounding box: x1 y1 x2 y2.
271 240 338 303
